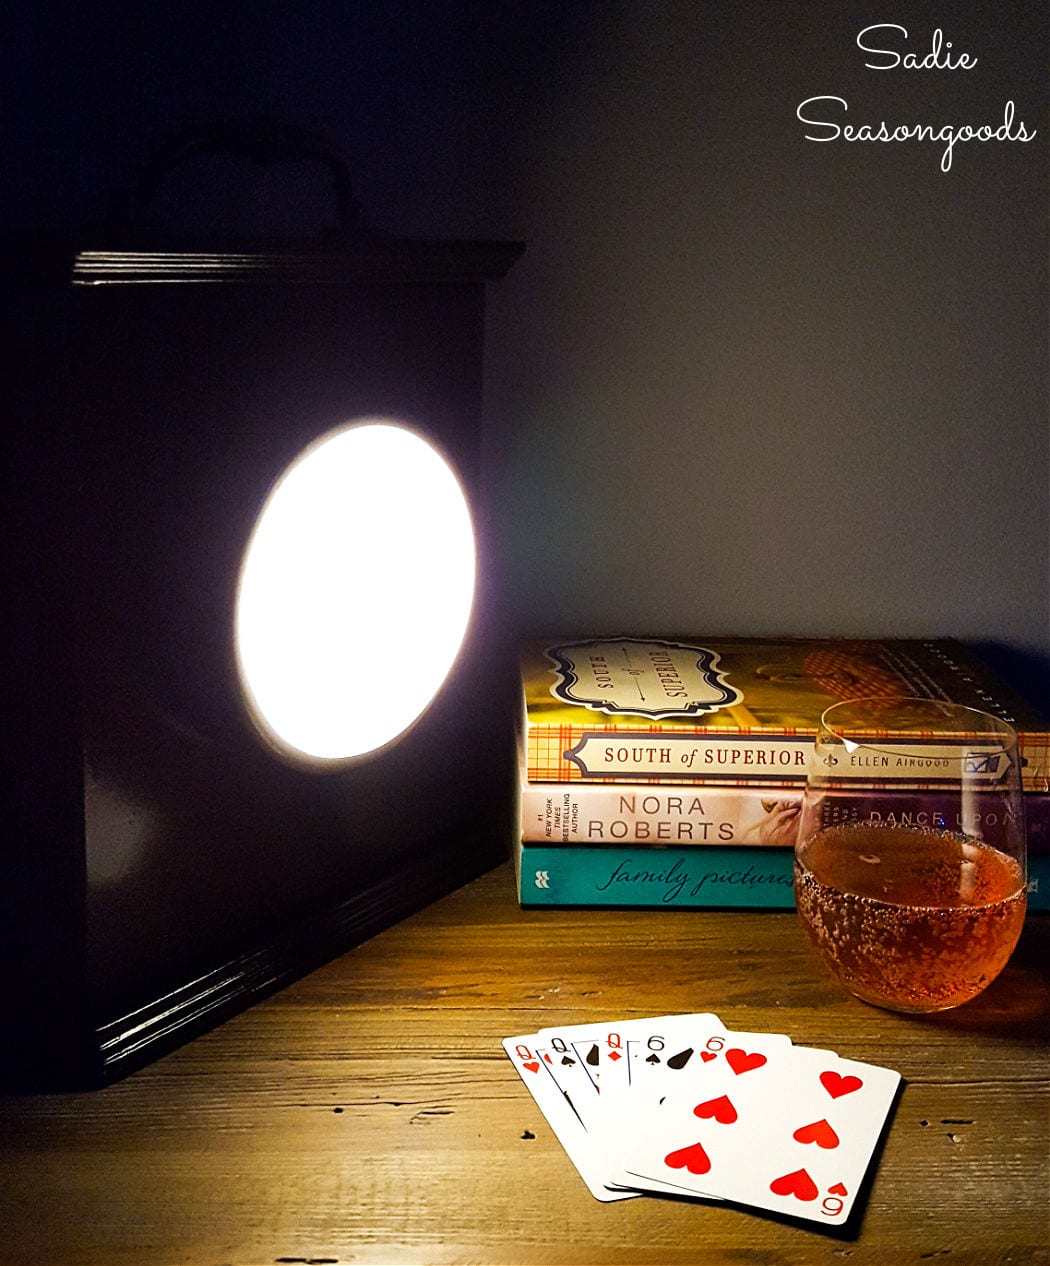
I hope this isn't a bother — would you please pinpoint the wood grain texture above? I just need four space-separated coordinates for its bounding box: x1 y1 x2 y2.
1 862 1047 1266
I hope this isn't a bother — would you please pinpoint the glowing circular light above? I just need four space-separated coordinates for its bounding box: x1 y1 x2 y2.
234 420 476 762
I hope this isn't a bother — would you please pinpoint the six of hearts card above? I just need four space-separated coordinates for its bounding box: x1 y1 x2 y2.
503 1013 901 1226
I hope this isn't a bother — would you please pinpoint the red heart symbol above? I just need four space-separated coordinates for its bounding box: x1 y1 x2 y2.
770 1168 819 1202
700 1051 717 1063
828 1182 849 1197
693 1094 738 1124
523 1061 540 1073
664 1142 712 1175
820 1071 863 1099
725 1048 767 1075
792 1118 839 1149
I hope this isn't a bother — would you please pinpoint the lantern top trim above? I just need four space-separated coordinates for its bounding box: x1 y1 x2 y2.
71 238 525 286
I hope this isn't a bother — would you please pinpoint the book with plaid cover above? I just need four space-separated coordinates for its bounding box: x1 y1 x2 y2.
520 636 1050 793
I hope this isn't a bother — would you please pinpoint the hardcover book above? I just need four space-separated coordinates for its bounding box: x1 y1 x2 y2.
521 636 1050 793
518 844 796 908
519 776 1050 853
516 842 1050 912
520 779 803 847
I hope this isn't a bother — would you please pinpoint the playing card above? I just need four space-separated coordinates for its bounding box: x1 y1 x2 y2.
729 1046 901 1226
538 1014 704 1100
621 1020 794 1107
501 1034 638 1202
605 1024 797 1196
532 1038 603 1123
621 1043 900 1224
503 1014 901 1225
616 1014 723 1093
540 1013 734 1195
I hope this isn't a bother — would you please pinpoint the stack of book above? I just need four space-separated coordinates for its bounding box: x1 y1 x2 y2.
515 636 1050 910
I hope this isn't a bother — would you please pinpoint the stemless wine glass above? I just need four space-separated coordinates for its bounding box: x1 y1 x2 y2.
794 697 1027 1013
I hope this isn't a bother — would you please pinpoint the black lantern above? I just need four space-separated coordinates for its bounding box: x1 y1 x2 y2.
4 123 523 1088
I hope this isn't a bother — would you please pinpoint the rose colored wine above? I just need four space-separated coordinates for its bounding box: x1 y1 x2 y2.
795 823 1026 1012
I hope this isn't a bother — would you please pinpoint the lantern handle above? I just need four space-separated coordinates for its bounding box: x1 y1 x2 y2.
132 115 364 236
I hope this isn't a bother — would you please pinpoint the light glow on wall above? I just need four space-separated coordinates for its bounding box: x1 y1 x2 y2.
235 420 476 762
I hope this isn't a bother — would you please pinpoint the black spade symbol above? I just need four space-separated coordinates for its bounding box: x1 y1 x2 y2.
667 1047 694 1070
646 1053 661 1064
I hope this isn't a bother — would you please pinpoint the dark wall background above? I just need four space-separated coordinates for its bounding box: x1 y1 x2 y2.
8 1 1048 710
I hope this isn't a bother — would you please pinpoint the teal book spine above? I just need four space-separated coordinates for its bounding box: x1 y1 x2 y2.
517 844 796 908
516 845 1050 911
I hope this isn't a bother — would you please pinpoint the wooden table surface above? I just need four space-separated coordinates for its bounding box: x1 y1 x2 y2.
2 861 1048 1266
